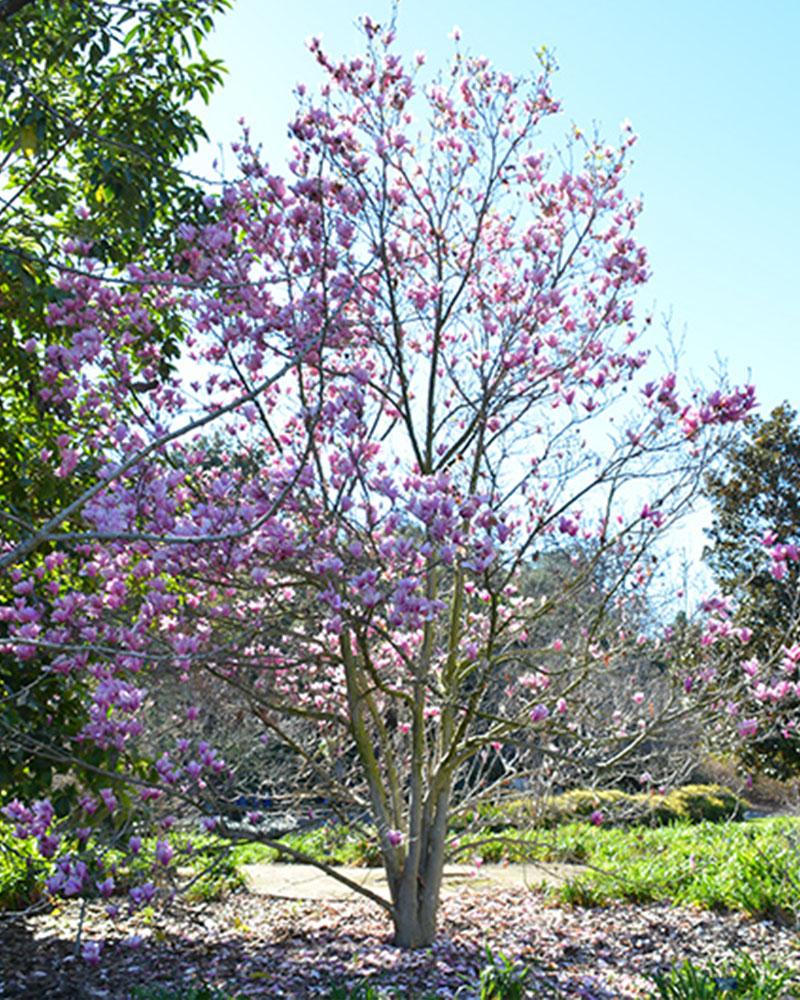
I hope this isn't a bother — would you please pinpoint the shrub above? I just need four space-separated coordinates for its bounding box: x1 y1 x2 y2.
0 820 45 910
474 946 530 1000
548 783 742 826
654 785 742 823
453 784 743 832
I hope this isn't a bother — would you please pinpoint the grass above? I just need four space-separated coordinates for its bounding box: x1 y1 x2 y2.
3 791 799 925
542 816 800 921
229 815 800 924
649 951 800 999
230 821 382 868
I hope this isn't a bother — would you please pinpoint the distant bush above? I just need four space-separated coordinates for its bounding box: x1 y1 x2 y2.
695 754 800 811
453 783 743 831
655 784 743 823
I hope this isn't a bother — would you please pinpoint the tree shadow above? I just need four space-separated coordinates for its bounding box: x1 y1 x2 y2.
2 884 778 1000
0 898 504 999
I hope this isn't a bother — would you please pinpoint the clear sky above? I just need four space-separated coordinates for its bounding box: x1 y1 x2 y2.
184 0 800 581
189 0 800 419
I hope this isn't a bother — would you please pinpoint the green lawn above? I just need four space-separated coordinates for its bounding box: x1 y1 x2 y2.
3 801 799 923
229 814 800 922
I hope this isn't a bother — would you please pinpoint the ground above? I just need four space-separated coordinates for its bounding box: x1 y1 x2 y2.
1 862 798 998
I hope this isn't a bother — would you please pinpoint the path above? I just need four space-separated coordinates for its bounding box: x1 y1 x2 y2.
242 861 587 901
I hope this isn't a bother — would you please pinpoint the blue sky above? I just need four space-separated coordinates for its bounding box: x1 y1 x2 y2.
190 0 799 417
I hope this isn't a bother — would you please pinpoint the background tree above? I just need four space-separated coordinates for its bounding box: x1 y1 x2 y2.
1 20 762 950
0 0 231 806
0 0 229 536
704 402 800 776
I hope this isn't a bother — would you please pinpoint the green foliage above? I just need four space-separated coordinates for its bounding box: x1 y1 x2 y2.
0 823 251 912
131 985 240 1000
326 987 384 1000
650 952 800 999
96 832 247 902
6 806 798 929
475 946 530 1000
651 960 721 999
184 852 247 902
654 785 743 823
230 822 383 869
326 987 401 1000
550 817 800 922
262 813 798 924
0 0 230 534
325 984 441 999
0 0 230 268
704 402 800 777
728 831 800 924
0 819 45 909
452 784 743 831
0 0 231 808
227 808 799 926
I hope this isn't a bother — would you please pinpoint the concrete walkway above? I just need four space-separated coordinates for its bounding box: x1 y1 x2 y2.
242 861 586 901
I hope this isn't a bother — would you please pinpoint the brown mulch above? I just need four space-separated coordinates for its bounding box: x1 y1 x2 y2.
1 888 798 998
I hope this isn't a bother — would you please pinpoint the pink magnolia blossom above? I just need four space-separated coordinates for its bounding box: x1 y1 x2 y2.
737 718 759 738
155 840 174 866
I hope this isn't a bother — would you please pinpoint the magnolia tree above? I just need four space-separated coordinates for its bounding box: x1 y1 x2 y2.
0 20 774 949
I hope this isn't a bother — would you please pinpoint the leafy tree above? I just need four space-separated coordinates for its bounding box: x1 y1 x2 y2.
704 402 800 776
0 0 229 535
1 20 762 948
0 0 230 805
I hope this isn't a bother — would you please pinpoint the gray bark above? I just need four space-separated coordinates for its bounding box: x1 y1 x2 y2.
390 783 452 948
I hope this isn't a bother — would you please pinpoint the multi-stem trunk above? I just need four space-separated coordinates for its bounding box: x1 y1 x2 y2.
387 782 451 948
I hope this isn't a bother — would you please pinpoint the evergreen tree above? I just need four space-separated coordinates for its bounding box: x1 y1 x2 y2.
705 402 800 776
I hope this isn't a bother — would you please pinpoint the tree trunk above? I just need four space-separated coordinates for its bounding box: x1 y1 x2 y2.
392 851 444 947
389 786 451 948
392 891 439 948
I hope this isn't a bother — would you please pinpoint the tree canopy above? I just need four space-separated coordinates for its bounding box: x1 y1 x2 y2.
704 402 800 776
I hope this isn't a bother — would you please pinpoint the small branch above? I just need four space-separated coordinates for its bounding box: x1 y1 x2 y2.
222 825 393 913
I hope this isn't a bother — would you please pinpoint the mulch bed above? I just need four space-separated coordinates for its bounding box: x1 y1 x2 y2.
1 888 798 998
